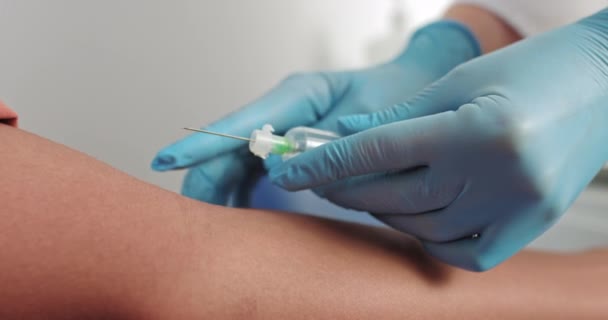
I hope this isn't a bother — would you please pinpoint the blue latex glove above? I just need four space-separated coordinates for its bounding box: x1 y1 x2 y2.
151 21 480 205
269 10 608 271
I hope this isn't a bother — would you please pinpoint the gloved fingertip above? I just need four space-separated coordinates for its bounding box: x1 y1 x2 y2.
338 105 406 133
268 164 305 191
269 165 316 191
422 238 500 272
263 154 283 171
151 153 177 171
267 166 288 188
337 114 371 135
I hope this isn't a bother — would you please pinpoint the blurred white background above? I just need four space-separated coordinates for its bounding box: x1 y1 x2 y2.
1 0 606 250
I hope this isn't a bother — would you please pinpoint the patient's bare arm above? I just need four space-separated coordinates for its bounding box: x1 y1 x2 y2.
0 124 606 319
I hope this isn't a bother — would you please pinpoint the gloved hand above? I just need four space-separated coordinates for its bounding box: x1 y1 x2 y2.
151 21 480 205
269 10 608 271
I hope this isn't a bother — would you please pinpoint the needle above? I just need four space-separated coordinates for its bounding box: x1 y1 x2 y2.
183 127 252 142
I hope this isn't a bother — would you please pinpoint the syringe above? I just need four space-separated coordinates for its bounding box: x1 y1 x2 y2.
183 124 340 159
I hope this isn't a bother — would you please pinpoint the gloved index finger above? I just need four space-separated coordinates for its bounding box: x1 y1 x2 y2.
152 129 249 171
268 110 464 191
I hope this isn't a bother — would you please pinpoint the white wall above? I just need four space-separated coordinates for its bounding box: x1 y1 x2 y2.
0 0 448 192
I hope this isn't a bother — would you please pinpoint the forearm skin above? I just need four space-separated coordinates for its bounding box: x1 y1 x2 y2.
0 125 606 318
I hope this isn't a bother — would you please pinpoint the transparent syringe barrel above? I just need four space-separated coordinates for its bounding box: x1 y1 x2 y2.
283 126 340 158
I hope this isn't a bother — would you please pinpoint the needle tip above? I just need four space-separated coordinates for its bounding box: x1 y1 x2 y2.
181 127 252 142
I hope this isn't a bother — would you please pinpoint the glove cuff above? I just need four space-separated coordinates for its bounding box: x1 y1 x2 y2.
394 20 482 79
